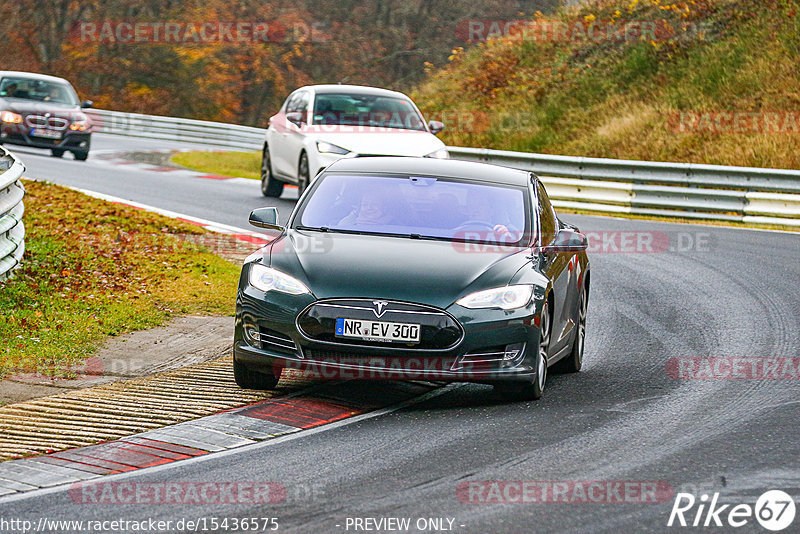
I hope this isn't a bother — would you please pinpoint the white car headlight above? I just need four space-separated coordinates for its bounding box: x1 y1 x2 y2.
424 148 449 159
456 285 534 310
249 264 310 295
316 140 350 155
0 111 22 124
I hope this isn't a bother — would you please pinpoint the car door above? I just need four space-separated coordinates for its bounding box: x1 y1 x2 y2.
270 91 308 178
281 90 310 180
536 180 573 355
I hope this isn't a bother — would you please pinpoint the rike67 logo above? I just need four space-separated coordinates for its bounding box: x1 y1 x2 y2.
668 490 796 531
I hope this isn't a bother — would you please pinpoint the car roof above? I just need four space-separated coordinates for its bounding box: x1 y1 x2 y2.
325 157 532 186
0 71 72 85
302 84 409 99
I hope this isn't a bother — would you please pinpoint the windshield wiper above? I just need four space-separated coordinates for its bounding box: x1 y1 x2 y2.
295 226 372 236
295 226 455 241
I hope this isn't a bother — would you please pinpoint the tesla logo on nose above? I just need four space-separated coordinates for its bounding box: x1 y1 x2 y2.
373 300 389 318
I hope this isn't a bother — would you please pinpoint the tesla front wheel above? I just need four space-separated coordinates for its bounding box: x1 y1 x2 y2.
233 358 281 390
553 284 587 374
495 300 550 401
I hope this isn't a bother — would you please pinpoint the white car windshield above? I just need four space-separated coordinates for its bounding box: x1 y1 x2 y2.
312 93 426 131
0 77 79 106
295 173 529 245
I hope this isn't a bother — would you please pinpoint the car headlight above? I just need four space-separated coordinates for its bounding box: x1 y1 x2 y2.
424 148 449 159
249 264 310 295
316 140 350 155
69 113 89 131
1 111 22 124
456 285 534 310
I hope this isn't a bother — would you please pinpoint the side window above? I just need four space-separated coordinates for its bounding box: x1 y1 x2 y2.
536 181 557 246
285 93 299 112
287 91 308 113
283 94 297 112
297 92 309 114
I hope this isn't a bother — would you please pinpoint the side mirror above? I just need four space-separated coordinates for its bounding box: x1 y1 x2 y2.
285 111 305 126
249 207 283 231
81 100 94 109
540 229 588 253
428 120 444 135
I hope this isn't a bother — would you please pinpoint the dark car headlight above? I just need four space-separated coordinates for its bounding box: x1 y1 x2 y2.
249 264 310 295
456 284 534 311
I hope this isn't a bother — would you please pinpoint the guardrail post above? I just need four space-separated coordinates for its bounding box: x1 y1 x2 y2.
0 147 26 282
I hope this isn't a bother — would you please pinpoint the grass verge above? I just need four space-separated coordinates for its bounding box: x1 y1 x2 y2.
0 181 241 380
415 0 800 170
171 150 261 180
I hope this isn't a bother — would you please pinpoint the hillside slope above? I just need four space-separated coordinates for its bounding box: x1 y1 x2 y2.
414 0 800 169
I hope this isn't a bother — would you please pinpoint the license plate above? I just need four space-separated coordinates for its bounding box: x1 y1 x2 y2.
335 318 420 343
31 129 62 139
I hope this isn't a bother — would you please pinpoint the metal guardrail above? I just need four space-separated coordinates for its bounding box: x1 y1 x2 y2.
87 109 265 150
0 147 26 281
447 147 800 227
87 108 800 227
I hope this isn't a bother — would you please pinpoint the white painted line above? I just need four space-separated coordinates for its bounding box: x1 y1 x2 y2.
225 177 260 186
67 187 270 240
0 384 456 504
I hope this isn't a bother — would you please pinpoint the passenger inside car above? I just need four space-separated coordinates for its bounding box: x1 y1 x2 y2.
338 190 398 226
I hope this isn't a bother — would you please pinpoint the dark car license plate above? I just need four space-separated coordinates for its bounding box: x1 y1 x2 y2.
335 318 420 343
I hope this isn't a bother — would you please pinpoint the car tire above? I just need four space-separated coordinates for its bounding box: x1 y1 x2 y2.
495 300 550 401
297 152 310 196
51 148 65 158
72 150 88 161
553 283 587 374
261 145 284 197
233 358 281 390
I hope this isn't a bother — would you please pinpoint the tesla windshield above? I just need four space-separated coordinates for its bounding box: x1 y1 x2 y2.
0 77 79 105
312 93 426 131
295 173 529 244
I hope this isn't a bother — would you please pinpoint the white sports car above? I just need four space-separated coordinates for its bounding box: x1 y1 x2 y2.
260 84 448 197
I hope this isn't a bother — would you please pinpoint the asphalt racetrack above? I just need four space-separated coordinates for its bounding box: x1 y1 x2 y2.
2 134 799 533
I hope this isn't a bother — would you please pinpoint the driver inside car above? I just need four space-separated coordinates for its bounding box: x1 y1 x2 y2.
463 189 518 240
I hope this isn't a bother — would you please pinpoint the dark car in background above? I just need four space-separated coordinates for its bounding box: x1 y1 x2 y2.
0 71 93 161
234 157 591 401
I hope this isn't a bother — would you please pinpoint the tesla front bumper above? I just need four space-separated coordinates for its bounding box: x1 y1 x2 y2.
234 287 544 383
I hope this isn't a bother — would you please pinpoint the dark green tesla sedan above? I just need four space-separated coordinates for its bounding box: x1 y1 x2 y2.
234 157 590 400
